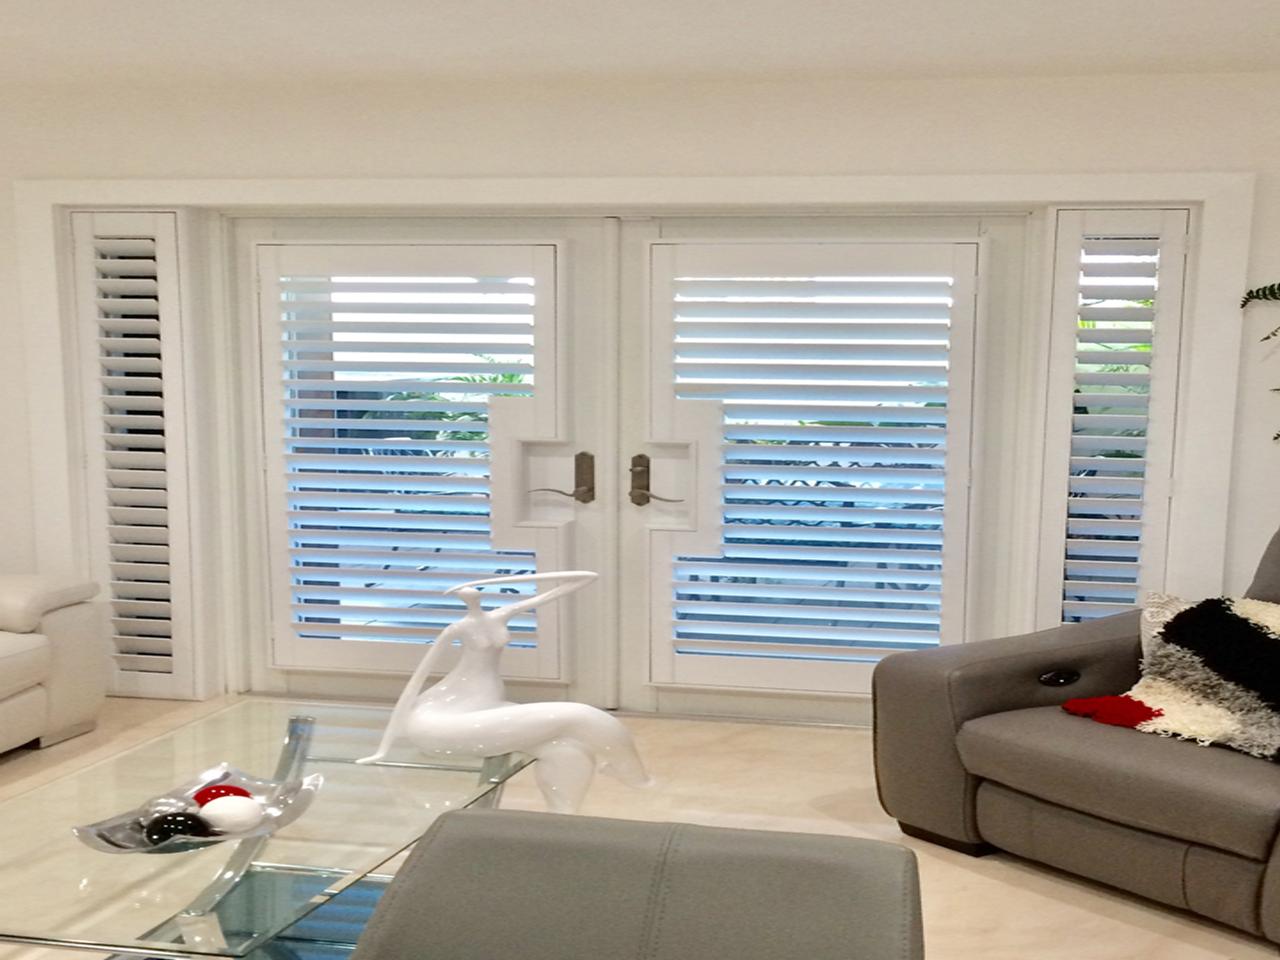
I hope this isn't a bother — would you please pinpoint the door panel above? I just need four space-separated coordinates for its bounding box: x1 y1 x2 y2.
626 238 979 697
257 242 569 678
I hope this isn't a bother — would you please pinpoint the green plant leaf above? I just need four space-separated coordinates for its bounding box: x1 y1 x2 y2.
1241 281 1280 309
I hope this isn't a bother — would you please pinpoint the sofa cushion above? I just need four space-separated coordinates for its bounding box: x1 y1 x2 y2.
0 632 51 701
956 705 1280 860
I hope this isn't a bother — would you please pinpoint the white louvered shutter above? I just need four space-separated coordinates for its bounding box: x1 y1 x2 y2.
71 212 196 697
1040 210 1189 623
258 244 557 675
649 242 978 694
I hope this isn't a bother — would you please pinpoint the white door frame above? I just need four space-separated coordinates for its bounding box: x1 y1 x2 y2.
14 174 1253 705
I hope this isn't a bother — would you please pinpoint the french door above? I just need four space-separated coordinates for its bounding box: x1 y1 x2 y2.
251 218 983 711
619 234 977 703
252 219 619 702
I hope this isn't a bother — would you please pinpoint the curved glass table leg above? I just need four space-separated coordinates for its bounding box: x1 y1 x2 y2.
145 716 316 946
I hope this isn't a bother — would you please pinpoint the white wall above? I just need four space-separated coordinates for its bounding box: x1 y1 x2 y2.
1 70 1277 585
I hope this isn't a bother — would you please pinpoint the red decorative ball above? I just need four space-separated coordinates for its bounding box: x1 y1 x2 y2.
193 784 253 807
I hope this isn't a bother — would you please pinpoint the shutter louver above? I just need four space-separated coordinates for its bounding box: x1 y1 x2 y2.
274 270 540 651
1050 213 1187 623
77 222 183 684
652 243 977 691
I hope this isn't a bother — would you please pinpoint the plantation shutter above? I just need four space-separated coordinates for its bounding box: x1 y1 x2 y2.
71 212 196 697
649 242 978 694
258 244 557 675
1041 210 1189 623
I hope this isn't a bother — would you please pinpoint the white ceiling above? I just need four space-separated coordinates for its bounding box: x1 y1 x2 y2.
3 0 1278 86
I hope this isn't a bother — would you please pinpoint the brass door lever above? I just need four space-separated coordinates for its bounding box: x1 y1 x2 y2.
629 453 684 506
529 451 596 504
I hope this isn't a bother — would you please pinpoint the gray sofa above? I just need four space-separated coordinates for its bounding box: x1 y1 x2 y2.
874 527 1280 942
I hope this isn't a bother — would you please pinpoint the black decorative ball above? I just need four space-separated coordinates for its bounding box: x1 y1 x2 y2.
143 812 214 846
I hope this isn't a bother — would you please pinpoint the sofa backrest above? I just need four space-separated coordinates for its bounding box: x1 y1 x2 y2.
1247 527 1280 603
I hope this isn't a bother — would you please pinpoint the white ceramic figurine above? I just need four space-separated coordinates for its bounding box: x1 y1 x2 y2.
357 571 651 813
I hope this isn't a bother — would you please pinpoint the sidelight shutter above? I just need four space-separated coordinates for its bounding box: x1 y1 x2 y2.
650 242 978 694
1041 210 1189 623
259 245 556 675
71 212 196 697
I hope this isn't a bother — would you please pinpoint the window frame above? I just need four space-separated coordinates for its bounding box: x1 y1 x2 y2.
1036 209 1192 625
67 210 203 698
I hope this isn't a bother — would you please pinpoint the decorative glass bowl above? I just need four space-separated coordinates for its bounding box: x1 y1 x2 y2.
72 763 323 854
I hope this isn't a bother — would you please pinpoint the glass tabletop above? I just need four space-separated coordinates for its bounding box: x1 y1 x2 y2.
0 698 530 958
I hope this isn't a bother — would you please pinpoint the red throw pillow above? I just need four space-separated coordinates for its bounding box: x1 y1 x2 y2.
1063 695 1163 728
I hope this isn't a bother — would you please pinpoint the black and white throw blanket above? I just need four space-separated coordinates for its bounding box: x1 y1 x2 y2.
1064 596 1280 761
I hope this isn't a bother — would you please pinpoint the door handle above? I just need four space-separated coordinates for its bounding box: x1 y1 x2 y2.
529 451 596 504
629 453 684 506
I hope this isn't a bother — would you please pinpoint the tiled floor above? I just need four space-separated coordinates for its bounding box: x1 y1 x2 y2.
1 696 1275 960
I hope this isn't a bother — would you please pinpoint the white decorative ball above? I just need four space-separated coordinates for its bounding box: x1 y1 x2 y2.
200 795 265 833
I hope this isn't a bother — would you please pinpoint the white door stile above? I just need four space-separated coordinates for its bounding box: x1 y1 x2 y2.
1034 214 1087 624
1140 216 1190 599
616 218 664 711
940 247 978 647
978 213 1051 639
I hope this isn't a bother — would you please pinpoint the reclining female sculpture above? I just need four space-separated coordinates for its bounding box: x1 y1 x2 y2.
357 571 651 813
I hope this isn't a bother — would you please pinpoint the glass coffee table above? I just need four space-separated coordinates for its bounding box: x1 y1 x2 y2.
0 699 531 959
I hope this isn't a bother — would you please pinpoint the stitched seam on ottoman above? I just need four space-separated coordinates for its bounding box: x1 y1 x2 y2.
637 823 681 960
899 856 913 960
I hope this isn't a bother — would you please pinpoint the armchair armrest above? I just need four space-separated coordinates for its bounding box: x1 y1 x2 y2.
873 611 1141 850
0 576 99 634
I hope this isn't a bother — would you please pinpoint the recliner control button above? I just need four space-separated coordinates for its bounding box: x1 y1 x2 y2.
1038 669 1081 686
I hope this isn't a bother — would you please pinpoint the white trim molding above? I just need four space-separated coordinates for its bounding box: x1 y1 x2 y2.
12 173 1257 211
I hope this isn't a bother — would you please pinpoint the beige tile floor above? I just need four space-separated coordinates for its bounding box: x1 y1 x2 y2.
0 695 1275 960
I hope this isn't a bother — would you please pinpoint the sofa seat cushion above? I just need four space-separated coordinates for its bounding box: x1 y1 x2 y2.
0 631 50 701
956 705 1280 860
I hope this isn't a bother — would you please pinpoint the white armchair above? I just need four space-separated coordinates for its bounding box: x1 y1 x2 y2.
0 576 108 753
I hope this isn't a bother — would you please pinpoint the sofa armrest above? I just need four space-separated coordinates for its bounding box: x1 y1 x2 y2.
0 576 99 634
873 611 1141 848
39 599 110 743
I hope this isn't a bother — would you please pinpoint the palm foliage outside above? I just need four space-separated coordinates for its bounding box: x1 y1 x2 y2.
1241 283 1280 441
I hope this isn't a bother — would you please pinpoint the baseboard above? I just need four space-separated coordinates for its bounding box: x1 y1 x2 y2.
37 720 96 748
